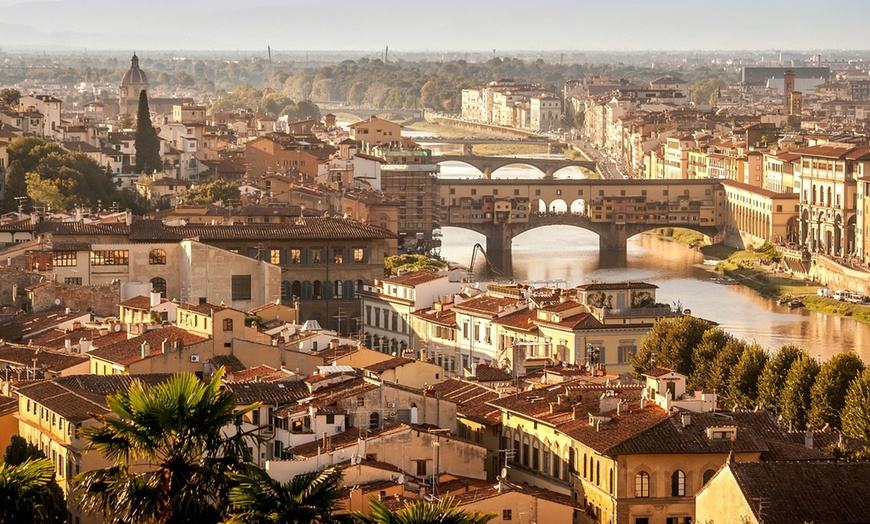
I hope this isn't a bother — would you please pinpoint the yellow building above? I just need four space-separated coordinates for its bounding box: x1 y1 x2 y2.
0 395 17 453
14 374 172 524
348 116 402 148
722 179 800 247
696 460 870 524
487 370 830 524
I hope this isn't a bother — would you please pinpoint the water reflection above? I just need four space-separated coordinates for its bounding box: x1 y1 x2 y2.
439 225 870 361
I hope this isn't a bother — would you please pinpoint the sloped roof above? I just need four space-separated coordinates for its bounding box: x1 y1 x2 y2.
87 326 208 366
726 461 870 524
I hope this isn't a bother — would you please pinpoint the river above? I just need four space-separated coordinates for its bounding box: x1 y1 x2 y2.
420 141 870 362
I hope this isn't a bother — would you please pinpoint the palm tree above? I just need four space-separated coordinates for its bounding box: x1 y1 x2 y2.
74 368 263 524
351 496 496 524
0 458 60 524
225 466 346 524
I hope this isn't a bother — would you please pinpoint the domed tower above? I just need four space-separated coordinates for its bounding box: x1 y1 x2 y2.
119 53 150 112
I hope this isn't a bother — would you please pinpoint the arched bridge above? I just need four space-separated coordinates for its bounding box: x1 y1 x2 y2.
438 178 727 271
319 106 424 120
432 155 598 178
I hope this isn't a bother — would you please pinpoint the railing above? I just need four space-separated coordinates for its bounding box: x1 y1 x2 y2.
594 306 674 318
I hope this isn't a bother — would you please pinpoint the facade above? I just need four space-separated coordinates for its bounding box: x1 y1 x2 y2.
348 117 401 148
722 180 800 246
19 94 62 139
119 53 149 115
795 144 870 255
858 175 870 264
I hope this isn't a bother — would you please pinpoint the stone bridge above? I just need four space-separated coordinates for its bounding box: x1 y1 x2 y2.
318 106 424 120
432 155 598 178
438 178 727 271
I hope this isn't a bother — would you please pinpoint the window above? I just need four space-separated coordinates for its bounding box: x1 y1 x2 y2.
325 414 335 424
149 249 167 265
671 470 686 497
91 250 129 265
53 251 77 267
666 518 692 524
270 249 281 264
151 277 167 298
332 249 343 264
416 460 427 476
64 277 82 285
702 469 716 485
231 275 252 301
502 509 512 521
223 318 233 331
635 472 650 498
353 248 364 263
290 249 301 264
311 249 322 263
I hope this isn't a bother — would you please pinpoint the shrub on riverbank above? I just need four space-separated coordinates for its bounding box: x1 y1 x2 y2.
803 296 870 323
653 227 710 247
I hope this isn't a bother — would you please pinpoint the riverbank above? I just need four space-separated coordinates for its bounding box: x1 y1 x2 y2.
651 229 825 299
403 118 519 139
801 296 870 323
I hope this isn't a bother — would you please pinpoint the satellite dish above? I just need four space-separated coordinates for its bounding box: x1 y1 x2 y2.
114 324 121 332
397 474 405 484
501 468 508 479
54 298 61 306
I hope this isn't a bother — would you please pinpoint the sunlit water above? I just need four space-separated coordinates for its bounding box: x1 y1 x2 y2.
433 160 870 362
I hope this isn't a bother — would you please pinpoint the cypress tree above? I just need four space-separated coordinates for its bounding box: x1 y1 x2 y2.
134 89 162 174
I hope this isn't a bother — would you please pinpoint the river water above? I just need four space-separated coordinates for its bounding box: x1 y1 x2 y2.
419 141 870 362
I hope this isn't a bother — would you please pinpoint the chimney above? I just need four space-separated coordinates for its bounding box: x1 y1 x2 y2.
804 429 814 449
161 339 171 354
125 209 133 226
79 339 92 353
471 362 478 377
322 432 328 450
65 307 70 315
549 402 558 414
681 412 691 427
64 338 72 351
150 292 161 308
140 341 150 358
572 405 583 421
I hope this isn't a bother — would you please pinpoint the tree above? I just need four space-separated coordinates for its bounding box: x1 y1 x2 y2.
74 369 263 524
118 112 135 130
631 316 712 377
757 344 806 412
841 368 870 441
1 436 66 524
726 344 769 409
384 254 446 277
0 458 63 524
134 90 163 174
808 353 865 430
780 355 821 431
225 466 344 524
0 88 20 109
351 496 496 524
183 179 241 205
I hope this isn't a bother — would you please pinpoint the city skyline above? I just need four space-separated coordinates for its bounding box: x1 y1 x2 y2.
1 0 870 53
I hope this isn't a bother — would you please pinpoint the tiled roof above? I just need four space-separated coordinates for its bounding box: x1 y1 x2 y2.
128 218 394 241
0 218 33 232
34 221 130 236
452 295 526 317
0 343 88 372
452 481 582 509
287 422 409 456
427 379 501 425
643 367 678 378
411 308 456 327
178 302 228 315
492 308 537 331
0 307 90 341
466 363 512 383
87 326 208 366
208 354 247 373
382 271 445 287
119 295 153 310
223 381 309 405
726 461 870 524
365 356 416 373
0 394 18 416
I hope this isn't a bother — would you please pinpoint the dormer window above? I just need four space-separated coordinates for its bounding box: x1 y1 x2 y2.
707 426 737 441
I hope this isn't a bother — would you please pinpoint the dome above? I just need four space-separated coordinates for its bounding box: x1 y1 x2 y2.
121 53 149 86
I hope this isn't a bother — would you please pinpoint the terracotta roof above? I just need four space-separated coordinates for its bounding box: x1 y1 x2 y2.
0 307 91 342
178 302 228 315
643 367 678 378
208 354 247 373
287 422 409 456
0 343 88 372
412 308 456 327
466 363 512 383
0 394 18 416
452 295 526 317
224 381 309 405
427 379 501 425
365 356 416 373
87 326 208 366
452 481 582 509
725 461 870 524
791 143 856 159
492 308 538 331
119 295 153 310
382 271 446 287
229 364 278 382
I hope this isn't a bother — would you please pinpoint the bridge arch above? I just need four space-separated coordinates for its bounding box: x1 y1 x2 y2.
551 165 595 179
547 199 568 214
490 162 548 178
570 198 587 214
434 159 485 178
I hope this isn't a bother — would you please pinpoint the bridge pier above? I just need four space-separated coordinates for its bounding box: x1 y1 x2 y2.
462 144 473 156
482 224 514 275
482 167 493 180
599 224 629 251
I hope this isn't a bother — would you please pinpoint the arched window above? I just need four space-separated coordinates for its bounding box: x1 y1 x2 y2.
291 281 302 300
596 460 600 485
281 281 292 301
334 280 343 299
369 412 380 430
672 470 686 497
635 472 650 498
150 277 166 298
313 280 322 299
321 280 333 300
222 318 233 331
583 453 587 478
149 249 167 265
300 281 312 300
703 469 716 485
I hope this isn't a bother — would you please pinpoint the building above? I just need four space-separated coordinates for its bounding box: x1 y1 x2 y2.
696 460 870 524
19 94 62 139
348 117 402 148
858 175 870 264
722 180 800 247
795 143 870 255
359 271 460 356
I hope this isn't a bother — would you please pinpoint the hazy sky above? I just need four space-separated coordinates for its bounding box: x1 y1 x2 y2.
1 0 869 52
